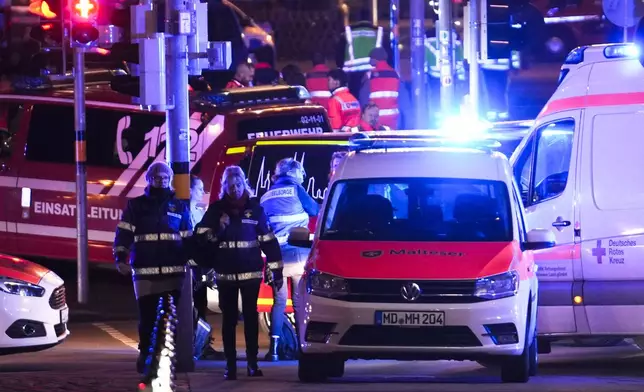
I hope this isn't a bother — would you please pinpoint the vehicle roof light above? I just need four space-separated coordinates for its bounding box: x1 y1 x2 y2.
349 132 502 153
604 44 640 59
193 85 311 108
563 46 587 65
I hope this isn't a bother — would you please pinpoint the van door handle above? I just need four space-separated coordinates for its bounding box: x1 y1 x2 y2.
552 217 571 228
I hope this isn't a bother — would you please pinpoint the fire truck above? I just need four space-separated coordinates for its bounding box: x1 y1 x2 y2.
0 71 331 263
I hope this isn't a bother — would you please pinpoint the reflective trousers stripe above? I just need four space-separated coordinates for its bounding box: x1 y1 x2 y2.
215 271 263 281
132 266 186 276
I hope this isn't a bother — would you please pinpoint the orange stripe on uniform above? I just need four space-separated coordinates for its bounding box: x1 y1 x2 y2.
539 92 644 118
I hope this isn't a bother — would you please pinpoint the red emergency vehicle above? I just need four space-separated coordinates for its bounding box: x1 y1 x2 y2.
0 71 331 264
209 123 531 332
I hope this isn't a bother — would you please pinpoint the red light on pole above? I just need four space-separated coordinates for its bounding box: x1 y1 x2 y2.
73 0 98 19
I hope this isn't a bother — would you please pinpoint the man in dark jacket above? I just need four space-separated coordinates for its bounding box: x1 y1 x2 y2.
192 165 283 379
113 161 192 374
260 158 319 361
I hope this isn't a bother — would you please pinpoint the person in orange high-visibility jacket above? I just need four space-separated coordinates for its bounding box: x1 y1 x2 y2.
327 69 361 132
358 47 400 129
305 52 331 111
353 102 390 132
225 63 252 89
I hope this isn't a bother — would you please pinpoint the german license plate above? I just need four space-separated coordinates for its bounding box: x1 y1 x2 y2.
60 307 69 324
375 311 445 326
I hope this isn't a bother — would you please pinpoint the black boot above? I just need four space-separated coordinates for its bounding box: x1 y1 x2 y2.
247 359 264 377
264 336 280 362
224 361 237 380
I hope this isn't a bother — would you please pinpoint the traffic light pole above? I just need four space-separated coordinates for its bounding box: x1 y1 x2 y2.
468 0 481 117
390 0 400 75
73 46 89 305
410 0 426 129
165 0 194 373
437 0 455 116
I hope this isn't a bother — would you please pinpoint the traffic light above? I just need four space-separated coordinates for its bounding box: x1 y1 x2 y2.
481 0 525 60
71 0 100 47
28 0 64 46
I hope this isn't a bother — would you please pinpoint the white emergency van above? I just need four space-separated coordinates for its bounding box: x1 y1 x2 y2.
510 42 644 350
288 132 557 383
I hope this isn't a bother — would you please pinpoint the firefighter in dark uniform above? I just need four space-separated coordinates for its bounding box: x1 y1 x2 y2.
260 158 319 361
193 165 283 380
113 161 193 374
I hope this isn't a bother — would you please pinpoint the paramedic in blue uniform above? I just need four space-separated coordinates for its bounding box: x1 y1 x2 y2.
260 158 320 361
193 165 283 380
113 161 193 374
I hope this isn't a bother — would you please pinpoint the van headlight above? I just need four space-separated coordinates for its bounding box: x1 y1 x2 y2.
474 271 519 300
0 277 46 297
306 270 349 299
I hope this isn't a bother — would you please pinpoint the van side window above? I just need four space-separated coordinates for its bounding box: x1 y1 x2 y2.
531 119 575 204
0 104 25 159
26 104 164 168
512 136 534 204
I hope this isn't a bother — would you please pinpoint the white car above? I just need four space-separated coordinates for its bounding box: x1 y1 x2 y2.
0 253 69 355
288 131 557 383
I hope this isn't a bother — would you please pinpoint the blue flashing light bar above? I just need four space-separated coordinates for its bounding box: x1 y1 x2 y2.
194 85 311 108
604 44 640 59
349 132 503 153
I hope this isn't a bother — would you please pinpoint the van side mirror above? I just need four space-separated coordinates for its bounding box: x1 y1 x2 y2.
524 229 556 250
288 227 313 249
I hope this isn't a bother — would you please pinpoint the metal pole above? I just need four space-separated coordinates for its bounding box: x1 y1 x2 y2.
73 47 88 305
60 0 66 74
390 0 400 74
410 0 426 129
165 0 195 373
438 0 455 115
372 0 378 26
468 0 480 117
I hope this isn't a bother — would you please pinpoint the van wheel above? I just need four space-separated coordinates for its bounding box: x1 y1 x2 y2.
501 299 535 383
298 354 328 383
259 312 271 334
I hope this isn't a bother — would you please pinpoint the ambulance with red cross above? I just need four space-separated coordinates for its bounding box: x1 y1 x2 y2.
0 74 330 265
286 132 557 383
510 42 644 351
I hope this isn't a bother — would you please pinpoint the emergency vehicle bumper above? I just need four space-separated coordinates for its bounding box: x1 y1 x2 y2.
298 284 530 361
0 272 69 355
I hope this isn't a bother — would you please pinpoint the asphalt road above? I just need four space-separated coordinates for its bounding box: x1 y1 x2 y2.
1 317 644 392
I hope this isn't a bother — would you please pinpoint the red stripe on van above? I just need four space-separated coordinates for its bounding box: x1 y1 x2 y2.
538 92 644 118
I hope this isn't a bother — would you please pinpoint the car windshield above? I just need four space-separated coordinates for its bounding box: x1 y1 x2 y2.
321 178 513 242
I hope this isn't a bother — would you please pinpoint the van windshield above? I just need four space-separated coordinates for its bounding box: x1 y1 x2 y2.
321 178 513 242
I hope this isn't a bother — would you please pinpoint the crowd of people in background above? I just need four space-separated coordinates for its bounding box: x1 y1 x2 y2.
225 46 401 133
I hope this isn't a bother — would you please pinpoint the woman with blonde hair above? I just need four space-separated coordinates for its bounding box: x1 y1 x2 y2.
193 166 283 380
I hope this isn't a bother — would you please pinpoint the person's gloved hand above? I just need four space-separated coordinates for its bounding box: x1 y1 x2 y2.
265 267 284 290
116 262 132 276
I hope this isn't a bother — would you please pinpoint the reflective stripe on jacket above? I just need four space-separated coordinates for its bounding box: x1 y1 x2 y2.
113 188 192 281
305 64 331 111
260 177 320 250
328 87 361 131
368 61 400 129
343 25 383 72
193 195 283 279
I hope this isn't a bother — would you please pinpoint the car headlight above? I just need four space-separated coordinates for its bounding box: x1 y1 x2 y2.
0 277 46 297
474 271 519 300
306 270 349 299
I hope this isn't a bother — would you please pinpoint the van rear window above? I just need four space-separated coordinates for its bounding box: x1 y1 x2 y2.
237 112 331 140
247 143 349 202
